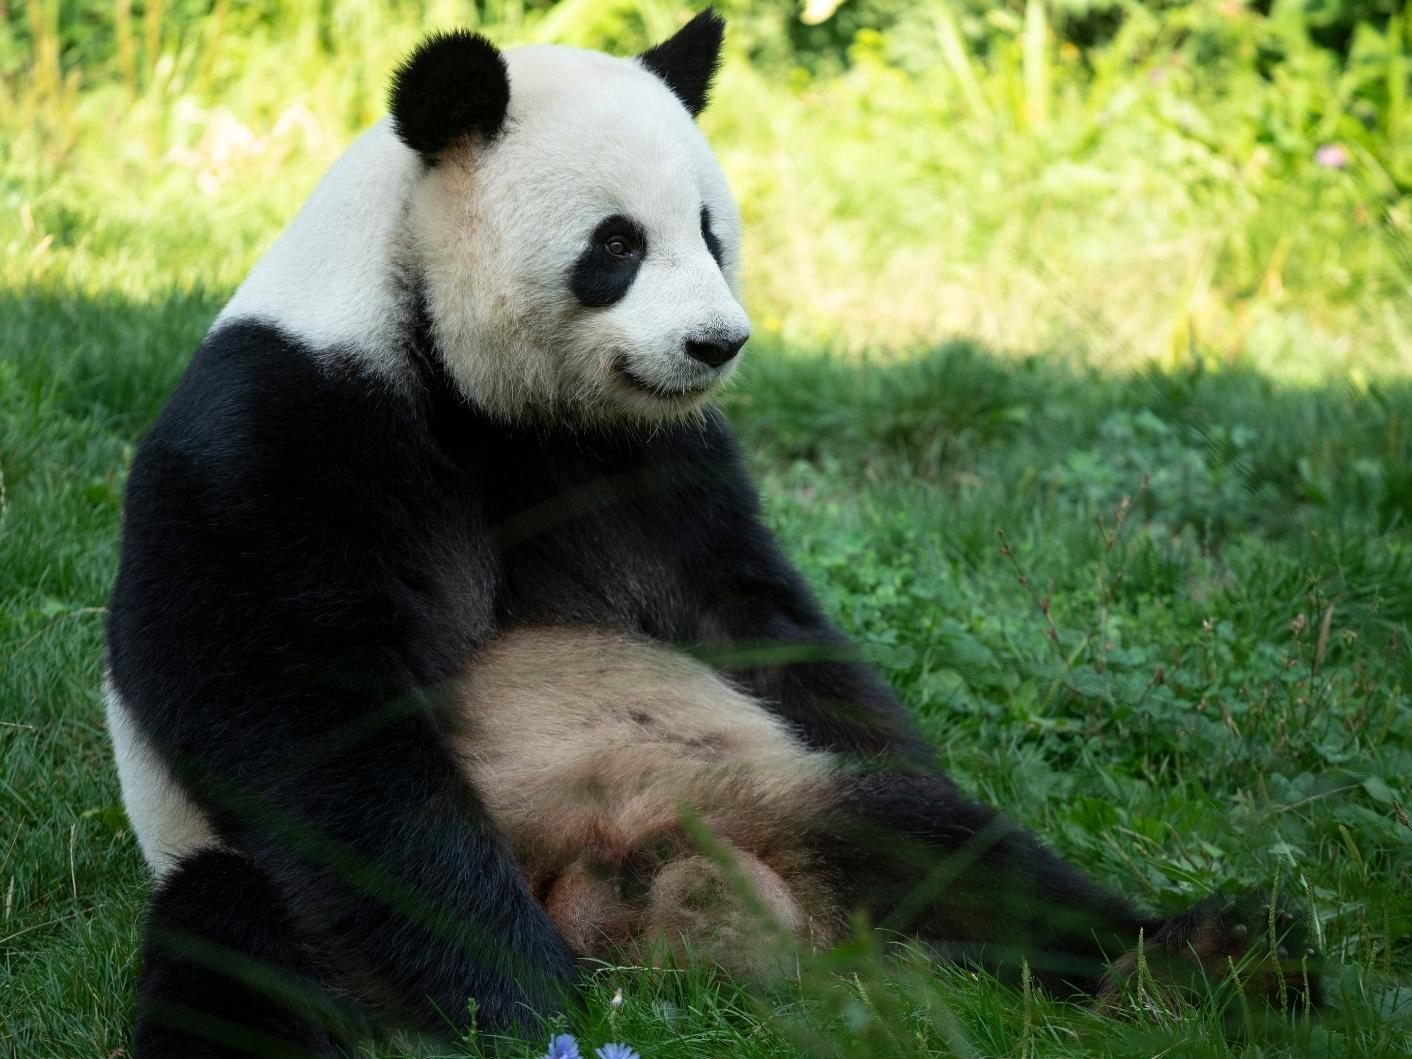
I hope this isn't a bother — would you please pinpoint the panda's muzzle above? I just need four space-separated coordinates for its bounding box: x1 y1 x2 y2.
613 327 747 402
614 360 717 400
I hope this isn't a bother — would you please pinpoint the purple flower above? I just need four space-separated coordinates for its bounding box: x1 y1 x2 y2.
1315 143 1350 169
595 1045 641 1059
545 1034 582 1059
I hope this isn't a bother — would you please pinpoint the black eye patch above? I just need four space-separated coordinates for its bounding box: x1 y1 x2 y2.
700 205 723 268
570 215 646 309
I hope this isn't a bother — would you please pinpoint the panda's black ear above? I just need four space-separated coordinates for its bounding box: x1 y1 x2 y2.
637 8 725 119
389 30 510 164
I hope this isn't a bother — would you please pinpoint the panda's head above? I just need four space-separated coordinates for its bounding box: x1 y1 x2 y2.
391 10 748 423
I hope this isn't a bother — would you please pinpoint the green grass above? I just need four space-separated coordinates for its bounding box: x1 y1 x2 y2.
3 1 1412 1056
5 311 1412 1057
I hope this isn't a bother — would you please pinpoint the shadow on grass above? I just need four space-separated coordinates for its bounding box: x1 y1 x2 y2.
5 284 1411 532
727 338 1412 540
5 283 1412 639
3 286 1411 1058
3 285 222 433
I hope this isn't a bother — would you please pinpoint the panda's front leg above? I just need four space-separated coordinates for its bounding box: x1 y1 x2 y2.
220 706 581 1029
122 680 580 1053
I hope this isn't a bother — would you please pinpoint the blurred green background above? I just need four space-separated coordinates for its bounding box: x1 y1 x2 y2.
2 2 1411 1057
2 0 1409 372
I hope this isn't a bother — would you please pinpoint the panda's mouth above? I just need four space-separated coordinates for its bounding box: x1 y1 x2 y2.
614 360 716 401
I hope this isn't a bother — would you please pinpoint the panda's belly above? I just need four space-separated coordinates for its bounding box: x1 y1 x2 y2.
110 624 833 912
451 626 834 876
452 627 842 967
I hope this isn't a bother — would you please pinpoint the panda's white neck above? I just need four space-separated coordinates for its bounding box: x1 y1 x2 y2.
214 119 422 380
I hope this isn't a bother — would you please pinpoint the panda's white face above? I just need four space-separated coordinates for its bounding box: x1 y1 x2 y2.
408 45 749 423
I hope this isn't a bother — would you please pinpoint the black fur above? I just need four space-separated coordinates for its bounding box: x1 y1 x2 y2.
109 322 579 1047
700 205 723 268
134 849 354 1058
389 30 510 163
637 9 725 118
110 311 1182 1052
570 215 647 309
815 774 1156 994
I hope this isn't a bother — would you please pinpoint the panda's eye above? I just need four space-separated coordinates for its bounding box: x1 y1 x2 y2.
573 215 646 308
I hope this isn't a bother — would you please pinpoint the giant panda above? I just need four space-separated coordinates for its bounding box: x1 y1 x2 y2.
105 10 1316 1057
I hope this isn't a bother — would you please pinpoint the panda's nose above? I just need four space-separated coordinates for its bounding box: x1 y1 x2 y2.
684 332 747 368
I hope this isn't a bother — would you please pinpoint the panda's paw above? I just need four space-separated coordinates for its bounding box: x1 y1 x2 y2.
640 851 804 981
1098 891 1323 1015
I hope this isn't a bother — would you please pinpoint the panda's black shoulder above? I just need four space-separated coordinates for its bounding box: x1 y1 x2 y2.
113 318 435 571
109 320 491 697
133 320 430 484
116 320 444 571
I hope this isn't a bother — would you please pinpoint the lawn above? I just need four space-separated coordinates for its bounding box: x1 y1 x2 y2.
2 2 1410 1057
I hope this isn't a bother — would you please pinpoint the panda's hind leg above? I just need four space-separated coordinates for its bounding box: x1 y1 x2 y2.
814 773 1323 1008
133 847 354 1059
815 772 1157 996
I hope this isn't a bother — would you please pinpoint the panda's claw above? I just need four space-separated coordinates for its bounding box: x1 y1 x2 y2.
1097 889 1324 1014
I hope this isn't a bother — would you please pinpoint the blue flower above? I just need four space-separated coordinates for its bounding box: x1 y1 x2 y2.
545 1034 582 1059
595 1045 640 1059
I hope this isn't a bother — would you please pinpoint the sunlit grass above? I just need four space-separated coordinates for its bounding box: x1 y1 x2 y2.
3 1 1409 375
2 2 1411 1057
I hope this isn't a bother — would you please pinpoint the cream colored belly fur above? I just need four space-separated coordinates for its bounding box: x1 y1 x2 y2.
452 628 842 969
110 627 839 970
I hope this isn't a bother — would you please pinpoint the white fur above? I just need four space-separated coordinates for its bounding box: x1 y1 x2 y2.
409 45 749 421
105 675 218 877
454 626 831 864
214 118 422 379
452 627 842 970
218 41 749 420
